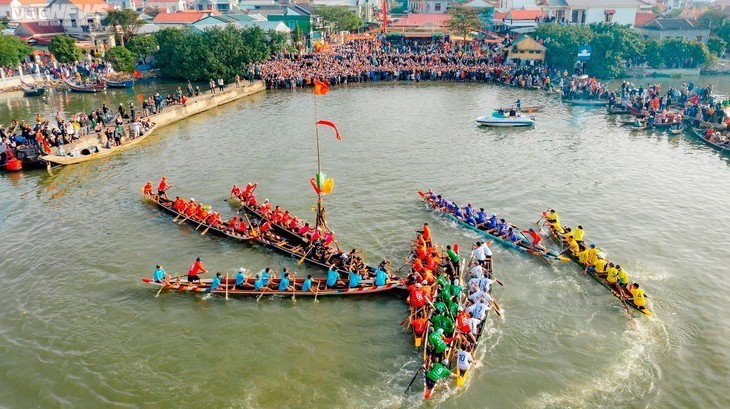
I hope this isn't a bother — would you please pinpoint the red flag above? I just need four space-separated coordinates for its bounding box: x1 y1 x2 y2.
690 94 699 104
133 70 141 78
314 79 329 95
316 120 342 140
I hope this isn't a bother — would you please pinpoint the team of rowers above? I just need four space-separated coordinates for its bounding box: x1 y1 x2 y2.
403 229 498 396
229 184 385 278
421 190 546 252
152 252 393 294
543 210 648 311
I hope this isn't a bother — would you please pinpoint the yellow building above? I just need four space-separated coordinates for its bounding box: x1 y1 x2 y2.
506 35 546 65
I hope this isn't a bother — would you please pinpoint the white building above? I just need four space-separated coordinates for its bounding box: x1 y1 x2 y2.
106 0 137 9
45 0 112 32
144 0 186 12
0 0 49 22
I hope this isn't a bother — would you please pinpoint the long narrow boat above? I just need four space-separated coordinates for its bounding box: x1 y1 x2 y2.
42 123 157 166
563 98 608 107
688 127 730 153
404 232 442 348
106 79 134 88
230 191 311 246
65 79 106 93
543 215 653 316
146 193 254 242
454 258 493 388
142 275 401 297
20 81 45 97
418 191 568 262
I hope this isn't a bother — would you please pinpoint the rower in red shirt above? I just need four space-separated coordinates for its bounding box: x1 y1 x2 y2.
226 215 240 232
242 182 256 198
297 223 312 236
187 257 207 282
196 205 208 221
323 232 335 247
409 283 428 309
173 196 186 212
157 176 172 200
142 181 153 196
456 307 477 343
521 228 544 250
259 220 272 235
185 199 198 217
206 211 222 228
230 184 241 199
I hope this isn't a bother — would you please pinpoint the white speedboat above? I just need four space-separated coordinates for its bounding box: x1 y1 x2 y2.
475 112 535 127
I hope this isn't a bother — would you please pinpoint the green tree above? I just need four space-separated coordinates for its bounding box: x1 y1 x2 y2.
105 46 137 72
445 6 482 40
314 6 363 33
154 26 283 82
126 35 158 63
0 16 9 30
707 36 727 57
534 23 593 71
713 23 730 45
0 35 32 67
49 35 83 64
106 9 144 46
697 9 726 29
644 39 664 68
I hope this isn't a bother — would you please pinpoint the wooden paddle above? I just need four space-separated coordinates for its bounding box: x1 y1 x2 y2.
291 272 297 303
195 218 205 230
155 277 170 297
225 273 229 301
298 245 314 265
172 205 187 222
256 286 270 302
314 281 320 303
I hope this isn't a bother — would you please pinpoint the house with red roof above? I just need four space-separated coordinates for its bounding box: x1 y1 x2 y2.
389 13 451 37
634 11 657 27
493 7 545 32
152 10 214 27
409 0 450 14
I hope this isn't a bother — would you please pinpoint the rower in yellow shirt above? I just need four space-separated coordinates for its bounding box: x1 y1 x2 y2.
546 209 564 234
606 263 619 284
563 227 575 243
590 254 607 276
567 238 580 255
629 283 647 309
574 225 585 246
585 244 599 266
616 265 630 289
576 246 588 264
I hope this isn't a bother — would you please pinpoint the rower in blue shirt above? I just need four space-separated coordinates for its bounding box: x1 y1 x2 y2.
497 219 509 236
348 270 361 288
152 264 168 283
302 275 313 292
464 203 474 217
235 267 247 289
261 268 272 285
326 264 342 287
208 272 222 292
486 214 498 232
453 206 464 219
465 213 477 226
278 272 294 291
253 274 264 291
436 196 447 208
505 227 519 243
375 268 388 286
476 208 487 226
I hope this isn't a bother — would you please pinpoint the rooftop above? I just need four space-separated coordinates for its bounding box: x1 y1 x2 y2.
643 17 704 30
634 12 657 27
390 13 452 27
152 11 211 23
16 21 64 35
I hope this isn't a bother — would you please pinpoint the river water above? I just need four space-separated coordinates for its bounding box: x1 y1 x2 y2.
1 79 728 408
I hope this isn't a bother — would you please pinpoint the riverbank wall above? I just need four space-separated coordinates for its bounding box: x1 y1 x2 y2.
44 80 266 159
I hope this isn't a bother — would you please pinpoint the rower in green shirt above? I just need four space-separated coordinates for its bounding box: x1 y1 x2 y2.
424 359 452 396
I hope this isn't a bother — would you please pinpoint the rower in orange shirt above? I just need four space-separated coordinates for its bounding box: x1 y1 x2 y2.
173 196 186 212
230 184 241 199
422 223 432 247
142 181 153 196
185 198 198 218
157 176 172 200
206 211 222 228
196 205 208 222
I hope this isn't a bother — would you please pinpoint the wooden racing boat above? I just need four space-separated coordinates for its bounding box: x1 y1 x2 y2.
42 123 157 166
563 98 608 107
20 81 45 97
418 191 568 262
688 127 730 153
454 258 494 388
543 215 653 316
65 79 106 93
146 193 254 242
142 275 401 297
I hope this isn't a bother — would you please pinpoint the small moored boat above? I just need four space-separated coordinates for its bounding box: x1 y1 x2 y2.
20 81 45 97
475 112 535 127
106 79 135 88
65 79 106 93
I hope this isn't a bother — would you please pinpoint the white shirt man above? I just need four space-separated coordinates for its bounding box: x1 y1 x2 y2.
456 348 473 372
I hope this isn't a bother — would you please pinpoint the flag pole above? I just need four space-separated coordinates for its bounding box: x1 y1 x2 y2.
314 81 326 232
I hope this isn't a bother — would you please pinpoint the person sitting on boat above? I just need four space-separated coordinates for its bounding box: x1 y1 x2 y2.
453 205 465 220
411 310 429 338
142 181 153 197
326 264 344 288
574 225 585 248
253 274 265 291
616 265 630 290
501 227 519 244
207 273 223 292
260 268 273 286
374 267 388 287
348 269 362 288
278 270 296 291
456 307 477 343
497 108 505 117
172 196 186 213
152 265 169 283
427 328 455 362
475 208 488 227
187 257 207 282
421 223 432 247
605 263 619 287
508 107 517 118
464 212 477 226
196 204 209 222
496 219 510 237
230 184 241 199
302 275 315 292
206 211 222 229
444 245 460 276
628 283 647 310
235 268 250 289
225 216 241 233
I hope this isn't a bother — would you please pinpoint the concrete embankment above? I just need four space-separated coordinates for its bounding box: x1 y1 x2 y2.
45 81 266 159
152 80 265 128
